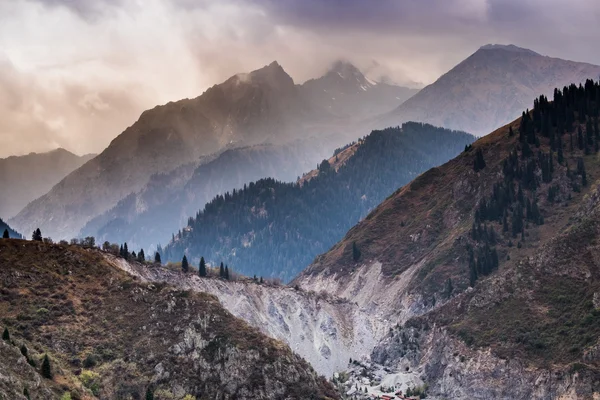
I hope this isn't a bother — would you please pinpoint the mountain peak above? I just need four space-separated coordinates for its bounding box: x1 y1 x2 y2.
478 44 540 56
326 60 367 82
245 60 295 88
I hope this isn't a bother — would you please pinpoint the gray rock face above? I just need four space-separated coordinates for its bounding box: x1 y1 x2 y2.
110 255 390 378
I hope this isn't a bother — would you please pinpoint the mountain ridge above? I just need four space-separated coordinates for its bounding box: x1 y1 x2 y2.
378 44 600 136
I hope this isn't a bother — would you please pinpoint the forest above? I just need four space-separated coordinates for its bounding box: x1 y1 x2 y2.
163 122 475 281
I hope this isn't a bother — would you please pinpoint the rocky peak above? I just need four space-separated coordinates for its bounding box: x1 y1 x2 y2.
245 60 295 91
478 43 541 56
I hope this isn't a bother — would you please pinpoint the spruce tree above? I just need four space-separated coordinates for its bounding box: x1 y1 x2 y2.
32 228 42 241
352 241 361 261
225 265 230 280
138 249 145 263
199 257 207 277
2 229 8 239
123 243 129 259
181 255 189 273
41 354 52 379
219 262 225 278
146 386 155 400
2 327 9 341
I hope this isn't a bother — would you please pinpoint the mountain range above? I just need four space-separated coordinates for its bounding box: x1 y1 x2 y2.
9 60 413 243
378 44 600 136
3 47 600 399
0 148 94 220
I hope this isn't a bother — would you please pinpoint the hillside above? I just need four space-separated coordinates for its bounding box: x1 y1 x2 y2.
0 148 94 219
162 123 474 282
296 80 600 398
0 239 338 400
9 61 341 241
300 61 418 119
0 218 22 239
80 140 331 251
379 44 600 136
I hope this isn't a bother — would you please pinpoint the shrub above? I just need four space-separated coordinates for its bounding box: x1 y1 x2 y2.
80 370 101 396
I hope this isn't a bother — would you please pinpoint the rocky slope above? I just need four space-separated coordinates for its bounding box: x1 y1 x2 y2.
110 256 389 379
0 148 94 219
379 44 600 136
0 239 338 399
295 80 600 398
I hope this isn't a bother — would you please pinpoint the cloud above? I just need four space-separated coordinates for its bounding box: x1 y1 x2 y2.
0 0 599 157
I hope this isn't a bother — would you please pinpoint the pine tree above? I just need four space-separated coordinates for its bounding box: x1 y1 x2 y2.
138 249 145 263
119 244 124 257
2 327 9 341
32 228 42 241
352 241 361 261
146 386 155 400
225 265 230 280
219 262 225 278
123 243 129 260
41 354 52 379
2 229 8 239
181 255 189 273
445 278 453 298
473 149 486 172
199 257 207 277
154 252 161 264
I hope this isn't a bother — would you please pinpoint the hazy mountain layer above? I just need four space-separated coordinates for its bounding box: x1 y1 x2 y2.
81 141 331 250
163 122 474 282
0 148 94 219
11 60 412 242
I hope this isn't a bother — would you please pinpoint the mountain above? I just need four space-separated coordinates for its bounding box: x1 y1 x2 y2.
9 61 342 241
11 60 412 243
0 148 94 219
0 218 22 238
0 239 338 400
80 141 330 251
300 60 418 119
162 122 474 282
293 80 600 397
379 44 600 136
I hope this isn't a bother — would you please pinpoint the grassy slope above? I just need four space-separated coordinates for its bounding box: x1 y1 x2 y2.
0 239 337 400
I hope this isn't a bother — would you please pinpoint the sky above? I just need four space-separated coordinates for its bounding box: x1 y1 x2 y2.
0 0 599 158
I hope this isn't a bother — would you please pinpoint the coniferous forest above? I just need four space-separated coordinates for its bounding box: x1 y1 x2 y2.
163 122 475 281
